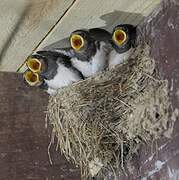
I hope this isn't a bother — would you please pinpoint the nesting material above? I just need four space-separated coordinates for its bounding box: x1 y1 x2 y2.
47 45 173 179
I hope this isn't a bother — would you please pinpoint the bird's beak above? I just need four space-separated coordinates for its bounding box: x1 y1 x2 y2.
23 70 42 87
26 57 45 73
70 34 84 51
112 29 127 46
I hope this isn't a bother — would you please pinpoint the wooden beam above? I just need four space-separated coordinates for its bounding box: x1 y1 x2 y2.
38 0 161 50
0 0 74 72
0 72 80 180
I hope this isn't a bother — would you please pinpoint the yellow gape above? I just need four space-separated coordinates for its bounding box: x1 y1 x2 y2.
23 71 41 86
112 29 127 46
70 34 84 51
26 58 42 73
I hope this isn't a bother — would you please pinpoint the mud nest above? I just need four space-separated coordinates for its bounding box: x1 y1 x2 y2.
47 45 172 179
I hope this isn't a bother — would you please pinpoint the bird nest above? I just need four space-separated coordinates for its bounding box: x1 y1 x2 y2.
47 45 171 179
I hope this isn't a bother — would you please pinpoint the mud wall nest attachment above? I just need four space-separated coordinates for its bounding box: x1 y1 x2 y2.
47 45 173 179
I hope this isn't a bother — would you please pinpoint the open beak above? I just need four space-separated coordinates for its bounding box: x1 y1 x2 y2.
70 34 84 51
23 70 42 87
112 29 127 46
26 57 45 73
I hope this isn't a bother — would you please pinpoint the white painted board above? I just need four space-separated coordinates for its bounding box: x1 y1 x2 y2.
0 0 74 72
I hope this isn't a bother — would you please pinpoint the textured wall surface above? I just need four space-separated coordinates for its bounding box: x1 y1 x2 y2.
0 72 80 180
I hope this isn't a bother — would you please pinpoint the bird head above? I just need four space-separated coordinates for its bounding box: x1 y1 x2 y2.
112 24 136 53
70 30 93 52
26 55 46 73
23 70 42 87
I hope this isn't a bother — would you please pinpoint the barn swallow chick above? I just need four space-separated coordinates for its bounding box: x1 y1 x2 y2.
51 28 112 77
108 24 137 69
23 70 43 87
24 51 84 95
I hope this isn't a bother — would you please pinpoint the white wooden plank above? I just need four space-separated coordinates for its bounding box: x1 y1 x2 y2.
0 0 74 72
38 0 161 49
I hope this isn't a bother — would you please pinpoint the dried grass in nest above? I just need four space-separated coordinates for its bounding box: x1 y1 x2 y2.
47 45 171 179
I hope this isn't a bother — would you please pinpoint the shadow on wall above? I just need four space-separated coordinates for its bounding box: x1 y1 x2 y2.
42 10 144 51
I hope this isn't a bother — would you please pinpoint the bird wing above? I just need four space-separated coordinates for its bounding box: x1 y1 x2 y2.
131 26 137 48
51 47 75 58
89 28 111 42
41 37 70 51
36 50 64 59
37 47 75 58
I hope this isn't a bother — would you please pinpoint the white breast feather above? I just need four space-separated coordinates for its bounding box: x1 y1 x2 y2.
91 42 108 74
71 58 92 77
46 88 57 95
72 42 108 77
108 48 134 69
45 62 82 91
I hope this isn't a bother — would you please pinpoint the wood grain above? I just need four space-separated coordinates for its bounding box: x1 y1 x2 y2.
0 72 80 180
0 0 74 72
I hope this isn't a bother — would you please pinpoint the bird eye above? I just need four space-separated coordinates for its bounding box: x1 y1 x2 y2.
26 57 42 73
112 29 127 46
23 71 41 86
70 34 84 51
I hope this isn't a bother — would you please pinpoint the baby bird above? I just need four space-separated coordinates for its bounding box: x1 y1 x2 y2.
108 24 137 69
23 51 84 95
50 28 112 77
